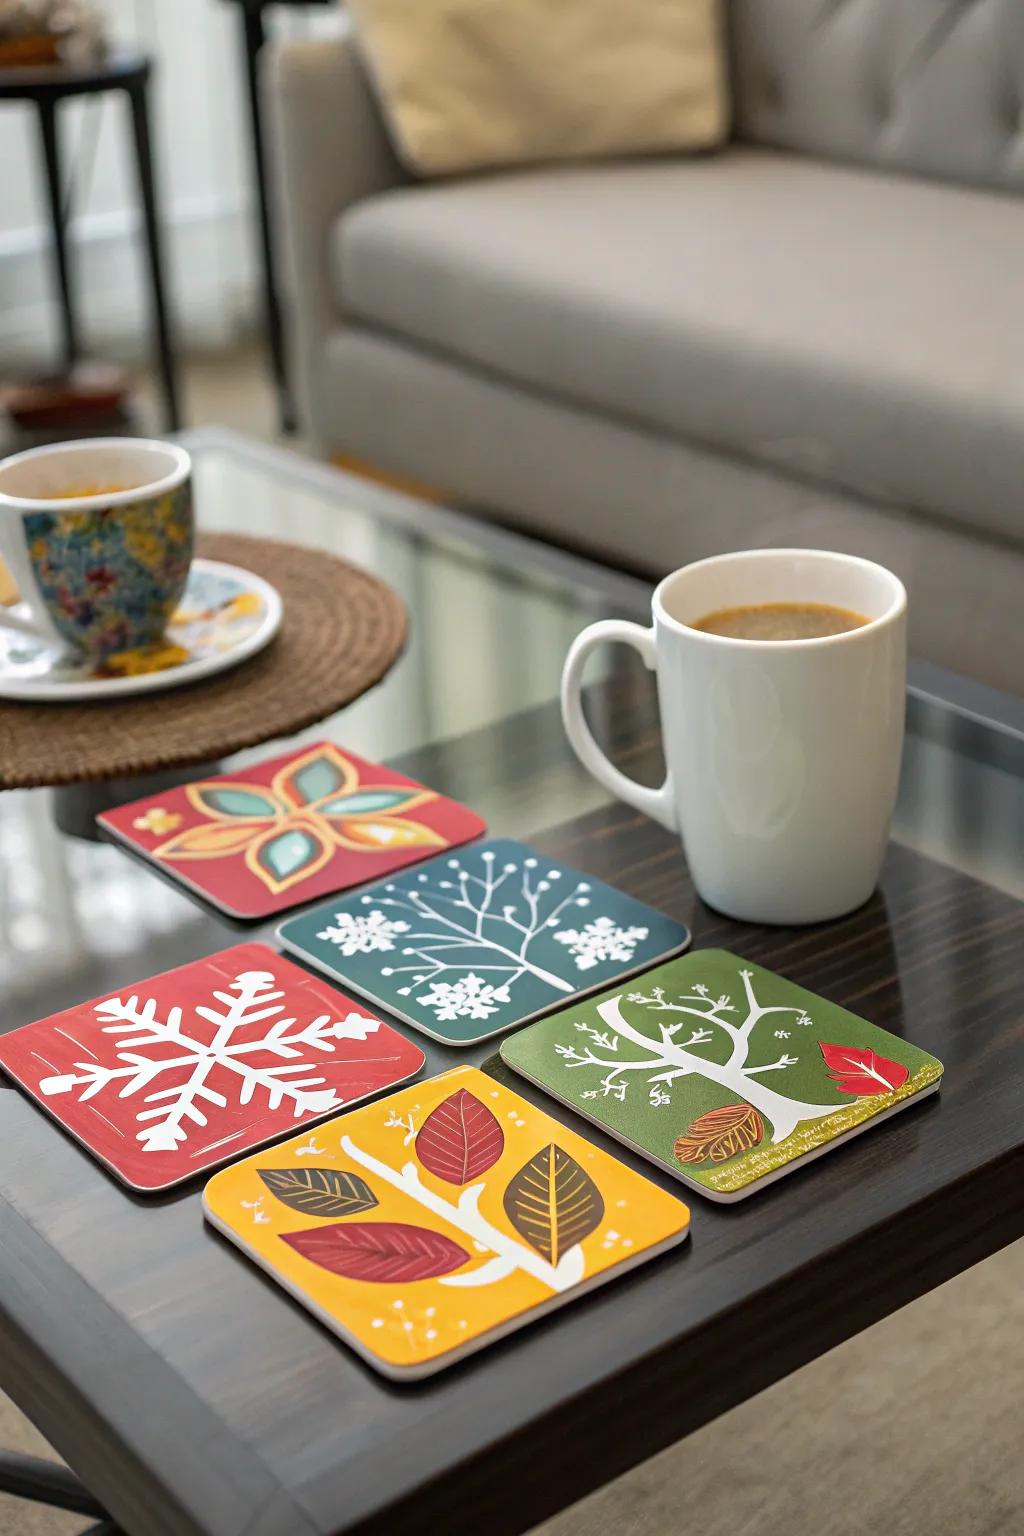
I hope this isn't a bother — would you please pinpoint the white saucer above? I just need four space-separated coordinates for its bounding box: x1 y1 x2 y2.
0 558 282 702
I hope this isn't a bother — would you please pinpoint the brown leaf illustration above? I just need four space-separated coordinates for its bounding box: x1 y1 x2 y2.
281 1221 469 1282
416 1088 504 1184
673 1102 764 1166
257 1167 378 1218
503 1143 603 1264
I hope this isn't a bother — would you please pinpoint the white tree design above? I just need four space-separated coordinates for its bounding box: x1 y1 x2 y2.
316 909 410 956
338 850 623 1009
556 971 836 1144
38 969 381 1153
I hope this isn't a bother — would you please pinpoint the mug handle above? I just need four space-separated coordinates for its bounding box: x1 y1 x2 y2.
561 619 678 832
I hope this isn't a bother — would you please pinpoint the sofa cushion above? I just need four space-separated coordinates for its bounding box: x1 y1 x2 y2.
346 0 727 177
333 148 1024 545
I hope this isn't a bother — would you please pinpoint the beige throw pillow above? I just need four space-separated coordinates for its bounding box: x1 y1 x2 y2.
345 0 728 177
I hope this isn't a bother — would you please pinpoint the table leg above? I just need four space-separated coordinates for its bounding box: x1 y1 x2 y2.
0 1451 108 1518
125 78 182 433
35 98 78 373
238 1 297 434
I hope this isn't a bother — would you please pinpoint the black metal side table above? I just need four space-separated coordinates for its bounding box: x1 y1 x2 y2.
0 51 182 432
219 0 335 435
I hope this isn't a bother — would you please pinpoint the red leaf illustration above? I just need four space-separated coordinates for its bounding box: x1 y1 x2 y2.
818 1041 909 1096
280 1221 469 1282
415 1088 504 1184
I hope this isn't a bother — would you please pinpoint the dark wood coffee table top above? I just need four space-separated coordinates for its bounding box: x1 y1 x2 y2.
2 672 1022 1536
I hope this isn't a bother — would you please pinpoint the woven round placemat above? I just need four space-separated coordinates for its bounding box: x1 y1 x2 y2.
0 533 407 789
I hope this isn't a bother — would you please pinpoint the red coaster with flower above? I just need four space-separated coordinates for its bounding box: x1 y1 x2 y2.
98 741 486 918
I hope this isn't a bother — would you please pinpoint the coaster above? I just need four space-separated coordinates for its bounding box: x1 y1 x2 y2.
0 943 425 1191
98 740 486 919
500 949 944 1202
277 838 691 1045
203 1065 690 1379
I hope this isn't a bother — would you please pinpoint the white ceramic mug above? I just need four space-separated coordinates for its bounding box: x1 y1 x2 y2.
561 549 907 924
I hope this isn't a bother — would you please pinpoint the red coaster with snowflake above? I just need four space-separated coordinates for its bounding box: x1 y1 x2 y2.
97 740 487 919
0 944 425 1191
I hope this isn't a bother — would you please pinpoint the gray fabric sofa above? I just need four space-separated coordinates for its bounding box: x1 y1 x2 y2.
267 0 1024 694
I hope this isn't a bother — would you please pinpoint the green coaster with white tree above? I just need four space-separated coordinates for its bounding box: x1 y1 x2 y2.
500 949 943 1201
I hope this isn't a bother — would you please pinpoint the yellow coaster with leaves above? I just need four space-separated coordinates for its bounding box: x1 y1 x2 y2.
203 1065 690 1378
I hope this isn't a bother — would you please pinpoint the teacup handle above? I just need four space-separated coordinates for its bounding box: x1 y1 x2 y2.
0 602 54 643
0 514 62 647
561 619 678 832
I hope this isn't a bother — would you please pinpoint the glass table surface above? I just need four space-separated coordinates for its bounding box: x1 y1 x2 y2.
1 429 1021 1025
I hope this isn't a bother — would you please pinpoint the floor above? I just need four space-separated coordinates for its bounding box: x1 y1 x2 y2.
135 338 287 446
3 347 1023 1536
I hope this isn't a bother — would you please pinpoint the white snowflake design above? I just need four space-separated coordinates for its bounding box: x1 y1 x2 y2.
37 968 381 1154
316 908 410 956
554 915 650 971
418 973 511 1022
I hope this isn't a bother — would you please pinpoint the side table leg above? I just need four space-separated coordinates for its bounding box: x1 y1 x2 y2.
35 98 79 373
239 1 297 434
126 78 182 432
0 1451 107 1518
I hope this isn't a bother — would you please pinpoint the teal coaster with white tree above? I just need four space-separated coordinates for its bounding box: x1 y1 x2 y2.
500 949 943 1200
277 839 690 1044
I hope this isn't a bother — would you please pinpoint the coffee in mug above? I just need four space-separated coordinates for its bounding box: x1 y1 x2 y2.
690 601 869 641
561 549 907 925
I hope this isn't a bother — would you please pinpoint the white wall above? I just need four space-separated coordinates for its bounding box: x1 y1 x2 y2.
0 0 342 369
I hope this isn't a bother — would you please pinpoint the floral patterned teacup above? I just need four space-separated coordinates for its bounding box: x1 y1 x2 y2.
0 438 193 660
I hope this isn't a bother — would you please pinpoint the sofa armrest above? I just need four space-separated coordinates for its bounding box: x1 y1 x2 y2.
263 32 406 442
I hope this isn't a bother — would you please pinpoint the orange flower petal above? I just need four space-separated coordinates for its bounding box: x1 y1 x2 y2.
157 820 267 859
329 817 447 853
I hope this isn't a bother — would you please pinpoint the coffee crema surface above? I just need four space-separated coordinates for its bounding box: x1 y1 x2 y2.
51 483 138 500
689 601 870 641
